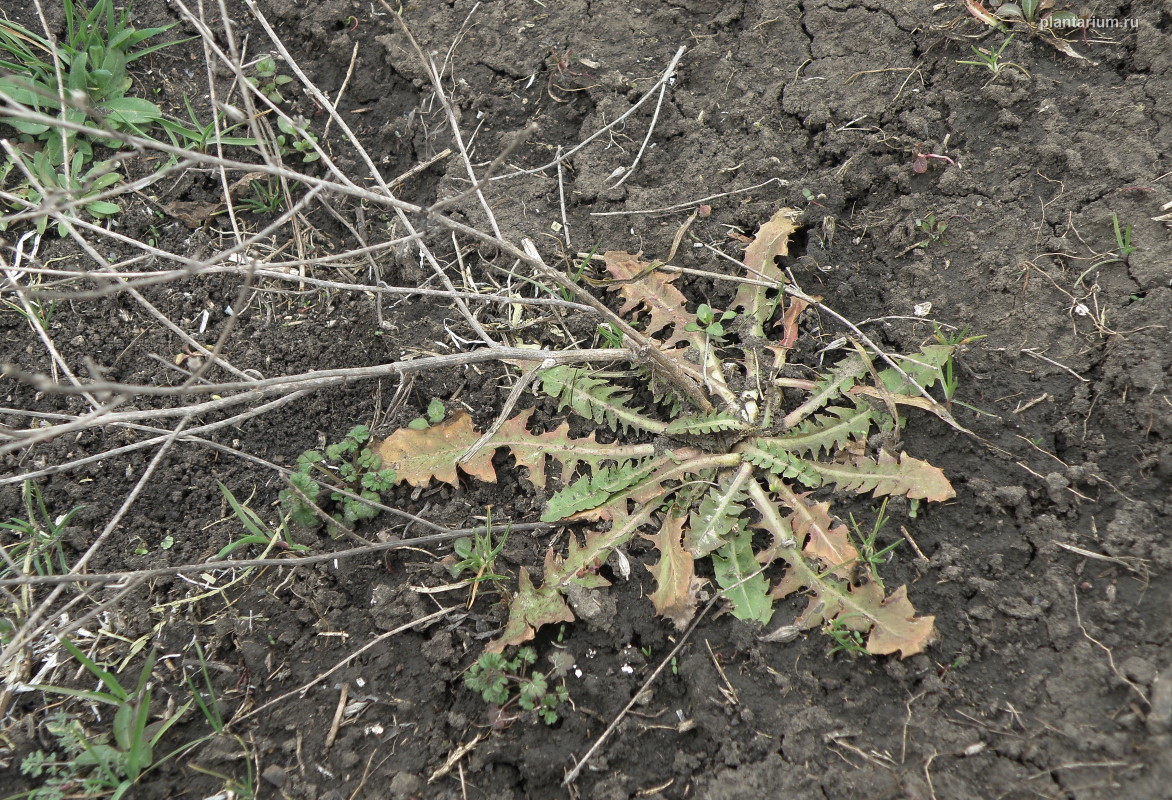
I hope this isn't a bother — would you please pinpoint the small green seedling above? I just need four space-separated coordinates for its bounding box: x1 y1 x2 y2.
931 325 986 404
464 646 570 726
823 617 869 657
1111 213 1136 259
596 322 625 349
0 480 80 580
847 499 900 591
275 116 320 163
912 213 949 249
238 177 284 215
450 510 510 607
184 642 257 797
25 640 192 799
280 426 397 529
560 243 600 302
1 151 122 236
955 34 1030 83
155 96 259 153
685 303 736 342
1076 213 1139 286
0 267 55 327
407 398 447 430
215 482 307 558
248 57 295 103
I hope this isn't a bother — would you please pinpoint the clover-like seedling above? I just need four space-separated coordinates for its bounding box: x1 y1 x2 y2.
684 303 736 343
407 398 447 430
464 646 569 726
280 426 396 528
249 57 295 103
275 116 320 163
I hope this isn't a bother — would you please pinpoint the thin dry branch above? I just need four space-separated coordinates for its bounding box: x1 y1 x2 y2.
3 347 633 403
0 414 195 672
0 524 550 589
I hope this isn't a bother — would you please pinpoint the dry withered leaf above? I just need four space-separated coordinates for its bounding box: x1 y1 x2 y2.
742 207 799 280
376 411 497 487
642 512 699 629
159 199 224 229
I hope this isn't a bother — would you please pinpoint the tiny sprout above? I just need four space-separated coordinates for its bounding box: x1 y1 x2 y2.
685 303 736 341
408 398 447 430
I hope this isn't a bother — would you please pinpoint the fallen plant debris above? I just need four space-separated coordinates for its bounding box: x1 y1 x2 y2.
379 208 957 658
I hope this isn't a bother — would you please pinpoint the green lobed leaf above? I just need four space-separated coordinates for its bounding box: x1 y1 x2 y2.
711 523 773 624
542 459 657 522
739 444 822 488
684 467 750 557
664 411 750 436
875 344 955 395
757 404 872 457
540 364 664 434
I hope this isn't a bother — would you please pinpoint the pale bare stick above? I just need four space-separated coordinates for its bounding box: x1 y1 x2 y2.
0 388 307 468
228 606 452 727
391 5 502 237
3 347 633 402
424 122 539 218
23 264 592 311
575 253 776 288
458 363 542 464
0 523 552 590
491 46 687 181
563 596 714 785
438 1 481 83
243 0 502 346
322 41 360 140
239 0 396 198
563 559 772 786
556 147 571 248
0 109 705 414
609 78 667 188
588 178 787 216
1 78 705 404
1073 587 1149 706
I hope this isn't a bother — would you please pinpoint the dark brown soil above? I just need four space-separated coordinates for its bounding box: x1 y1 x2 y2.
2 1 1170 799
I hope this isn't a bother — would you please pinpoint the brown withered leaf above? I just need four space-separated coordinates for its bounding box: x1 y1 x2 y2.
801 450 956 502
602 251 703 351
159 199 223 229
772 576 934 659
642 512 699 629
489 567 575 652
858 583 935 658
743 207 799 279
734 207 799 326
376 411 497 487
778 295 810 348
377 408 628 490
774 482 859 578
